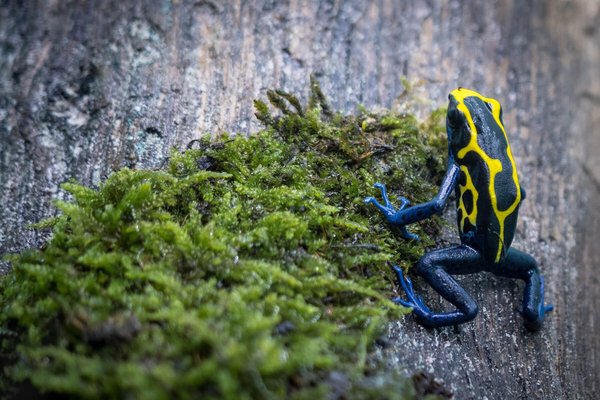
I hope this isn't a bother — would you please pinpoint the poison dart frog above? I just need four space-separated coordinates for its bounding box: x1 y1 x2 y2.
364 88 553 331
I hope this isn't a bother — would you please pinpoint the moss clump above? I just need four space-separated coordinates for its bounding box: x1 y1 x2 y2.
0 79 447 399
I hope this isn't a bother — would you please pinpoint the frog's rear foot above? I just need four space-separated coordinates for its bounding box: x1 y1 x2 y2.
391 247 483 329
523 276 554 332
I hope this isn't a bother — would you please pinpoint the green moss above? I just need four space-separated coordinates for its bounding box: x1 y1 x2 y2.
0 80 447 399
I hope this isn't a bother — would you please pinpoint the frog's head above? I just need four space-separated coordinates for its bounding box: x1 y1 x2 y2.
446 87 505 156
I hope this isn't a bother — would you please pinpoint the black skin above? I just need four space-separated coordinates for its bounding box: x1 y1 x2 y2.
365 89 553 331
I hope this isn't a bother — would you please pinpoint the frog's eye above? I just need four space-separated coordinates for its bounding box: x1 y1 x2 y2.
485 102 493 112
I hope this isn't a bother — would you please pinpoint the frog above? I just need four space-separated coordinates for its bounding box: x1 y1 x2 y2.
364 87 553 331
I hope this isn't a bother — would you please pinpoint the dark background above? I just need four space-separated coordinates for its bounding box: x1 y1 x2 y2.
1 1 598 398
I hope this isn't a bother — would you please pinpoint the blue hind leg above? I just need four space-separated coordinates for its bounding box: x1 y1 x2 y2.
393 245 484 328
493 248 553 332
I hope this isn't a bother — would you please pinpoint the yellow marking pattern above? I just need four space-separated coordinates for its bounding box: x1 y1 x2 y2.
458 165 478 232
450 88 521 262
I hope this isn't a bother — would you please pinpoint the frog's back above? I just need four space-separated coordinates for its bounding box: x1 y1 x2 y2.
450 89 522 264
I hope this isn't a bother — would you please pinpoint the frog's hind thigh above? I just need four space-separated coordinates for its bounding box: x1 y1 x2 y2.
494 248 550 331
415 245 484 327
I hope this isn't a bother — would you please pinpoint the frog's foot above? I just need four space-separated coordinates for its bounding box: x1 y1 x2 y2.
523 276 554 332
390 265 433 324
364 183 419 240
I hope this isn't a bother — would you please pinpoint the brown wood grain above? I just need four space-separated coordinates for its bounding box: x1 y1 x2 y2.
1 1 598 398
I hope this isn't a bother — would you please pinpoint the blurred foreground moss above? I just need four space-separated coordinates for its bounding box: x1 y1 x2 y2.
1 79 447 399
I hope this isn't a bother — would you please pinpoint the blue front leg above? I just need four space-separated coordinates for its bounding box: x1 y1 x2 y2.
365 163 460 239
364 182 418 240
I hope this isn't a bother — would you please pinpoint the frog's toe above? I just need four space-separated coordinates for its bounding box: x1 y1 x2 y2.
390 264 431 314
364 196 388 209
372 182 395 208
392 296 412 308
365 196 396 216
415 294 431 313
400 226 420 241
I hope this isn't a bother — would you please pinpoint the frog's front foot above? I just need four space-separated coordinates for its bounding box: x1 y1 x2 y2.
364 183 419 240
523 276 554 332
390 265 435 327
